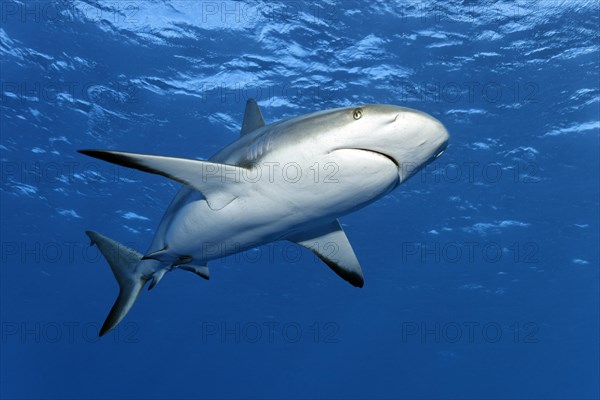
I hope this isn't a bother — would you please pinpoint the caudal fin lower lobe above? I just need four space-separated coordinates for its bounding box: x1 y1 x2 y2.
86 231 147 336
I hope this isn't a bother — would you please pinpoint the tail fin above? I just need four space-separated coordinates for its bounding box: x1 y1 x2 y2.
86 231 147 337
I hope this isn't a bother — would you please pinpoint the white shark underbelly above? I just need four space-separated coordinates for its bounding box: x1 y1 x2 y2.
162 148 399 261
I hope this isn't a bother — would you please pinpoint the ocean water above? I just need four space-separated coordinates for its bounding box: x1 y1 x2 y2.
1 1 599 399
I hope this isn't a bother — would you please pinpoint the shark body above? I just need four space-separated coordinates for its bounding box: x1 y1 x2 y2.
80 100 449 336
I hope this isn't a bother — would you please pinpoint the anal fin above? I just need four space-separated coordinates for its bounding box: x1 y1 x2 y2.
180 264 210 280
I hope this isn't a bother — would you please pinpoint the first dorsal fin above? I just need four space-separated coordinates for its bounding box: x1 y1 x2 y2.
287 219 364 288
241 98 265 136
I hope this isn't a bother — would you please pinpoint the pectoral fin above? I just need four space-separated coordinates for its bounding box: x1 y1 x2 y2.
79 150 249 210
287 220 364 288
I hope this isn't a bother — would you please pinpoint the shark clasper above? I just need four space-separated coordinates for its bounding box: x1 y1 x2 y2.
79 100 449 336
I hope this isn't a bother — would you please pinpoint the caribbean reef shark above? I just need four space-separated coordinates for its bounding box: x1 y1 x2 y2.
79 100 449 336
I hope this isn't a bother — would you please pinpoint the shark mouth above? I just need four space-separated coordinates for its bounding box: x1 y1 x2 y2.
354 148 400 169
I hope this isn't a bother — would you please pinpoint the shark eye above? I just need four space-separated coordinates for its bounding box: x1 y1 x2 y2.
353 108 362 120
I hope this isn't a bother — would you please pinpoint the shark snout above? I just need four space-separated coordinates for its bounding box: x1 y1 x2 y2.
384 109 450 182
415 111 449 161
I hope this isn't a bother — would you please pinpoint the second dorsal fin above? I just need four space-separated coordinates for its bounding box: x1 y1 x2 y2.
241 98 265 136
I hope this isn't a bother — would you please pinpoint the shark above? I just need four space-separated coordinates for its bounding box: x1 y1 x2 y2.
79 100 449 336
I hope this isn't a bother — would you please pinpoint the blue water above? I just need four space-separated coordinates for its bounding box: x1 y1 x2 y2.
1 1 599 399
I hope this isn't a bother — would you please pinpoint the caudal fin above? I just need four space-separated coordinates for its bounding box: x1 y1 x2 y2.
86 231 147 336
